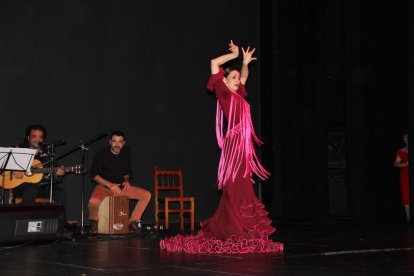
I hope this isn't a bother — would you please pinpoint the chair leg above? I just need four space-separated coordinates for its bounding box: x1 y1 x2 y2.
180 212 184 231
191 199 195 232
165 199 169 230
179 200 184 231
155 205 159 227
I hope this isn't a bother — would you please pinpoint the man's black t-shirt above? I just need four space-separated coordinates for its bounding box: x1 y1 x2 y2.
90 146 132 184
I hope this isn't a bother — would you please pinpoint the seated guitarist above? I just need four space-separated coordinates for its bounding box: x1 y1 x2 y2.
11 124 66 209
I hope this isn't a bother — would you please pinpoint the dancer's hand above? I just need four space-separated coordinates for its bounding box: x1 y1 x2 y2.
211 40 240 74
228 40 239 58
242 46 257 65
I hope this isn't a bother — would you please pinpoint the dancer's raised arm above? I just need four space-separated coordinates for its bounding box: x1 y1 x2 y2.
211 40 239 74
240 46 257 85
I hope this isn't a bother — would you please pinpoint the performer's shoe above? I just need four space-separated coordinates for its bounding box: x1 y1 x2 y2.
89 220 98 234
129 220 142 233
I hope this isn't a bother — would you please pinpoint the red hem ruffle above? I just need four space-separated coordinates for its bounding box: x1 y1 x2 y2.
160 232 284 254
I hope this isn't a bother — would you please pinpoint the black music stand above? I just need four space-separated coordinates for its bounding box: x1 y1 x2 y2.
0 147 37 205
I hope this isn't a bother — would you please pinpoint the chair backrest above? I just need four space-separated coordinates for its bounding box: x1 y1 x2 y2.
154 166 184 200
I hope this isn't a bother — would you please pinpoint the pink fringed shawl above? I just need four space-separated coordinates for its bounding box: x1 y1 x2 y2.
216 92 270 189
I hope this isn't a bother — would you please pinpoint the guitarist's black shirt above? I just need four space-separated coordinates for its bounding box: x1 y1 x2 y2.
90 146 132 184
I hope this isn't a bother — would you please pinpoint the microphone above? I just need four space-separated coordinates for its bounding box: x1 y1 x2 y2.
37 142 50 157
37 142 48 148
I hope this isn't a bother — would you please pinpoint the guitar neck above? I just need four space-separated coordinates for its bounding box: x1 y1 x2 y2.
32 166 78 174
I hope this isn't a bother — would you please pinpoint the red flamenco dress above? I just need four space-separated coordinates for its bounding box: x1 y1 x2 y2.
160 68 283 254
396 149 409 205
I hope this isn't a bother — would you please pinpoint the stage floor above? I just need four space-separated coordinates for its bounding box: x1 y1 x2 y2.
1 222 414 275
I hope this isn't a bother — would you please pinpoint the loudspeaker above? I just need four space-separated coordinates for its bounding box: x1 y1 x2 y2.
98 196 129 234
0 204 65 243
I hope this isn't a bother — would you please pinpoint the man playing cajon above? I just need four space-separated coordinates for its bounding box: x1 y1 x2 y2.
88 131 151 234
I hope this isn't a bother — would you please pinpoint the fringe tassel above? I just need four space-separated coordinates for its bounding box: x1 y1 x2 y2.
216 93 270 189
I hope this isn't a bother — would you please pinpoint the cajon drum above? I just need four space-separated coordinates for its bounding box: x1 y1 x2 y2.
98 196 129 234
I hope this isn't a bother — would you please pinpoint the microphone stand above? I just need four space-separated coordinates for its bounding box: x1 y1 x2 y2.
48 143 55 203
79 142 89 236
43 140 66 204
0 150 12 205
54 133 107 237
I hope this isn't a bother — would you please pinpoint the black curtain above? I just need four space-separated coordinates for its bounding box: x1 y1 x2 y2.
261 0 409 223
1 0 412 224
0 0 260 222
407 0 414 224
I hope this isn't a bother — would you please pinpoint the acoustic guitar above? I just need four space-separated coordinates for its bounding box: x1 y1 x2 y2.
0 159 84 189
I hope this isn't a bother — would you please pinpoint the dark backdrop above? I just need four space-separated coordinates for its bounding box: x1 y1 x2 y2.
261 0 411 224
0 0 260 223
0 0 412 226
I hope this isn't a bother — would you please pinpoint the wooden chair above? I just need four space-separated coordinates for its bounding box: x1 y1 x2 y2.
9 189 53 204
14 197 53 204
154 166 195 232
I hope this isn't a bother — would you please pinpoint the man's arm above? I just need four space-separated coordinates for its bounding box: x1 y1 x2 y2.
93 175 122 194
123 175 130 182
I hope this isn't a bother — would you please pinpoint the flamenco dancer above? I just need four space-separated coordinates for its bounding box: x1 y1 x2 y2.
394 132 409 224
160 40 283 254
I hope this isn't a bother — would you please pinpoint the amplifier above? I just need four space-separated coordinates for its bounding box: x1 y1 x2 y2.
0 204 65 243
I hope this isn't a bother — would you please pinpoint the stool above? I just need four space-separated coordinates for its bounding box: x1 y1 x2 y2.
14 197 53 204
98 195 129 234
9 189 54 204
